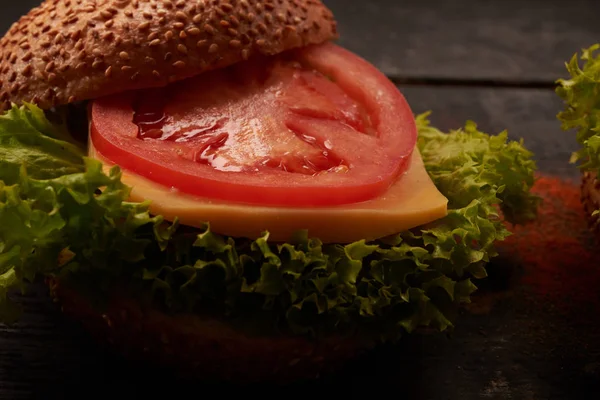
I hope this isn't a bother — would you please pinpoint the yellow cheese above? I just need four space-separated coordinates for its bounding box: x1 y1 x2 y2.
89 144 448 243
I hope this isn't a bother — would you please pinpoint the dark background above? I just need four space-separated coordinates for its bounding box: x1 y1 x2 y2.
1 0 600 399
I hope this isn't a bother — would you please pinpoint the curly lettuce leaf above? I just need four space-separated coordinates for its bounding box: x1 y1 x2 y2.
556 44 600 172
0 103 85 184
416 112 540 225
0 104 538 340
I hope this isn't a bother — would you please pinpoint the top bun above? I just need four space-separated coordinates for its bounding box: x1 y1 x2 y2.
0 0 337 111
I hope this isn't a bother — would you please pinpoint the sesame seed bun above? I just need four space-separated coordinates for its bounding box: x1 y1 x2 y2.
46 277 370 383
0 0 338 111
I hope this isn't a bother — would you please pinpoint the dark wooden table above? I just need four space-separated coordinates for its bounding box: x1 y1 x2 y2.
2 0 600 398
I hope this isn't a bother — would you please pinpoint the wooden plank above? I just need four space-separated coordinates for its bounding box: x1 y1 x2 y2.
2 1 599 83
0 86 590 399
323 0 600 82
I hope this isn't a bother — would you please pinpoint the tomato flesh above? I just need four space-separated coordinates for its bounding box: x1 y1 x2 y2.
90 43 417 207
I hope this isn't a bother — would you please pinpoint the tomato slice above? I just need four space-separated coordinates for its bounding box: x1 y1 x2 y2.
90 43 417 207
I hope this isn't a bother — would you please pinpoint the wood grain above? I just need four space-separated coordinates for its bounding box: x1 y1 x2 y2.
323 0 600 82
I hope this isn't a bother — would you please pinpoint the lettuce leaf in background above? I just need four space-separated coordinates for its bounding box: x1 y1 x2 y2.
0 104 538 341
556 44 600 173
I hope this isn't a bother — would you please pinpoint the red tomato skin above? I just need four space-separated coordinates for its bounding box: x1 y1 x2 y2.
90 43 417 207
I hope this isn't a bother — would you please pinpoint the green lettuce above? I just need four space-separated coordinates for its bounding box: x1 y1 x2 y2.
556 44 600 172
0 104 538 340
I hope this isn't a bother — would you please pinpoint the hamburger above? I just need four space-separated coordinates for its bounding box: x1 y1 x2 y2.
0 0 539 382
556 44 600 233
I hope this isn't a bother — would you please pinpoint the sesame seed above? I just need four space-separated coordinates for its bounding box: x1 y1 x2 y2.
229 39 242 48
187 27 200 36
105 66 113 77
173 60 186 68
208 43 219 53
165 30 174 40
150 39 161 46
119 51 130 60
138 21 150 30
204 24 216 35
284 25 297 34
177 44 188 54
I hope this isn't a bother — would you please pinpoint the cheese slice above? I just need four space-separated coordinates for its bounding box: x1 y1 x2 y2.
89 144 448 243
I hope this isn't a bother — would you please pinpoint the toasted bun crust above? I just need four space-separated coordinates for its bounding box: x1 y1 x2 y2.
0 0 337 111
46 277 370 383
581 171 600 235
